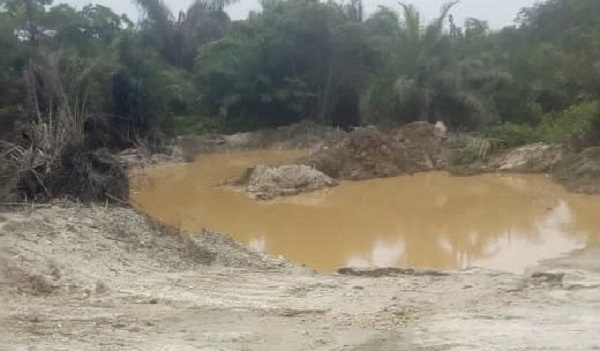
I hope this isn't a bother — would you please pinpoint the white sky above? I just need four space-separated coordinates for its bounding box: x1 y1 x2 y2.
60 0 540 29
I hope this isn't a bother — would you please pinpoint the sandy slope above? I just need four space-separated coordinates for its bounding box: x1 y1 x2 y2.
1 205 599 351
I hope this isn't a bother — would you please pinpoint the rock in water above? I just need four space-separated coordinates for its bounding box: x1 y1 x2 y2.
239 164 338 200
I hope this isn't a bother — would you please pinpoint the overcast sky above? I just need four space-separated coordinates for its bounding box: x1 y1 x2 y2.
61 0 540 29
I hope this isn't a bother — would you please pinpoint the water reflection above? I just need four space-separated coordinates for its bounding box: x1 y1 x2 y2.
347 238 406 268
132 150 600 273
248 236 267 252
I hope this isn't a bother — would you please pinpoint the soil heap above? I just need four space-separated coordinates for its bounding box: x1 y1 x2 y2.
299 122 444 180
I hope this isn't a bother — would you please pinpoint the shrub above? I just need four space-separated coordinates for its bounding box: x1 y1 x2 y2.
449 147 480 166
537 101 600 148
485 122 540 148
163 115 222 136
485 101 600 149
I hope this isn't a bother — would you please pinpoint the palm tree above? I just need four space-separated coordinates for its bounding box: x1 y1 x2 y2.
392 1 508 127
345 0 364 22
394 1 460 122
131 0 239 69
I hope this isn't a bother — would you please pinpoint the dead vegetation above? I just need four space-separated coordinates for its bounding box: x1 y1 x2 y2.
0 51 129 204
46 144 129 203
0 125 129 204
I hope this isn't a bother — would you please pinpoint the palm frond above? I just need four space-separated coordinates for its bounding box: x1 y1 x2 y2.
437 1 460 25
208 0 240 11
422 1 458 48
467 136 501 161
131 0 173 27
455 90 486 115
398 2 422 44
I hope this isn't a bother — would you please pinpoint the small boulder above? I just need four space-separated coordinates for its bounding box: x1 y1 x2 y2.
239 164 338 200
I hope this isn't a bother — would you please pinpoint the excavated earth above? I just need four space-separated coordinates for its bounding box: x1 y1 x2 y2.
2 205 600 351
233 122 446 199
3 123 600 349
298 123 445 181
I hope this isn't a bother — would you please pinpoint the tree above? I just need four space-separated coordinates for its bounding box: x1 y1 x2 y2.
195 0 376 130
393 1 493 125
131 0 238 69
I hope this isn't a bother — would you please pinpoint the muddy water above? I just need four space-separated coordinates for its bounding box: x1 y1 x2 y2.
132 149 600 272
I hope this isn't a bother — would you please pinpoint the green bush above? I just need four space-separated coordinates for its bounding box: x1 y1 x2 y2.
485 101 600 149
485 122 540 148
537 101 600 148
163 115 222 136
450 147 480 166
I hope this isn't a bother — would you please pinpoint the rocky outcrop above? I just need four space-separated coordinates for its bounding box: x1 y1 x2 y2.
488 143 564 173
238 164 338 200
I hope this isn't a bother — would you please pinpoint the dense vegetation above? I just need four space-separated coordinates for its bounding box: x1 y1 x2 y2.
1 0 600 145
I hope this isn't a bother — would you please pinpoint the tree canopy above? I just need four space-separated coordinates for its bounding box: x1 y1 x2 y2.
1 0 599 144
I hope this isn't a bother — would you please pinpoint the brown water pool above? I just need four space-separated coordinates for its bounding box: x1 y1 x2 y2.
131 149 600 272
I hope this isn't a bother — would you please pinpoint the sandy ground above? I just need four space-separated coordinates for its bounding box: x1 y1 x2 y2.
1 205 600 351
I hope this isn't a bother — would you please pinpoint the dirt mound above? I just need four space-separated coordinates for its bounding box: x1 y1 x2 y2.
192 230 294 268
489 143 564 173
299 123 443 180
393 121 445 167
238 164 338 200
0 205 295 298
553 147 600 194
